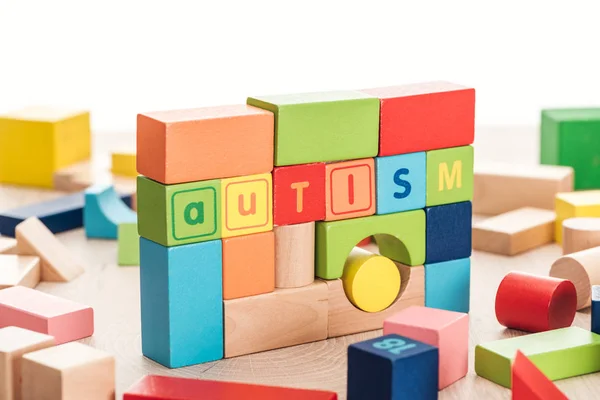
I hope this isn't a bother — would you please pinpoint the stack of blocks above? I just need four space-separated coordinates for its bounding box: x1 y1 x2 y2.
136 81 475 368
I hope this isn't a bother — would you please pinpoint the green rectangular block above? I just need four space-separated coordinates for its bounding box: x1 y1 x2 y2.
475 327 600 388
137 176 221 247
426 145 473 206
247 91 379 166
118 222 140 266
541 108 600 189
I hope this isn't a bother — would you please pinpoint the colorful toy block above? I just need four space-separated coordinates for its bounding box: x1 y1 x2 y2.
118 222 140 266
555 190 600 243
475 327 600 388
426 145 473 207
541 108 600 189
325 158 376 221
347 334 439 400
84 184 137 239
0 106 90 188
424 257 470 313
512 350 569 400
137 105 274 184
140 238 223 368
563 217 600 254
0 255 40 289
111 151 137 177
550 246 600 309
0 237 16 254
425 201 472 264
274 222 315 288
383 306 468 389
592 286 600 335
273 163 325 226
375 152 426 215
0 286 93 344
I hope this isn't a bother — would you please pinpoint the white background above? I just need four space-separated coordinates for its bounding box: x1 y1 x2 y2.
1 0 599 133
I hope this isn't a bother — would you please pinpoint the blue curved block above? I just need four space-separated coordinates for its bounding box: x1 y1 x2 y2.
84 184 137 239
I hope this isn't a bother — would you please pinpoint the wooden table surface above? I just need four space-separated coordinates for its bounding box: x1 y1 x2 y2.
2 126 597 399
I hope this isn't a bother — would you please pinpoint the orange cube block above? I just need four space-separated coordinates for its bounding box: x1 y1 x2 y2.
325 158 376 221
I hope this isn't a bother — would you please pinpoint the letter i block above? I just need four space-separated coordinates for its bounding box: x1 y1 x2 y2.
221 173 272 238
426 145 474 207
347 334 438 400
375 152 426 214
273 163 326 225
325 158 376 221
137 176 221 247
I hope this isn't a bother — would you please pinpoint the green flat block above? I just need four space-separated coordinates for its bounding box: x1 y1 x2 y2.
475 327 600 388
315 209 425 279
426 145 473 206
137 176 221 247
118 222 140 266
247 91 379 166
541 108 600 189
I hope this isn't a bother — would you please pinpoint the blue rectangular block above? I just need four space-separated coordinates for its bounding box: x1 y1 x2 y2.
593 286 600 335
140 237 223 368
425 201 472 263
425 257 471 313
347 334 438 400
375 152 426 215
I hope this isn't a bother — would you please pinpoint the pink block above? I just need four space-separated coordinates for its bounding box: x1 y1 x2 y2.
383 305 468 389
0 286 93 344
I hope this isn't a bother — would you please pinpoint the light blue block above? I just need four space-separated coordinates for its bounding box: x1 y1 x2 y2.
84 184 137 239
375 152 426 215
424 257 470 313
140 237 223 368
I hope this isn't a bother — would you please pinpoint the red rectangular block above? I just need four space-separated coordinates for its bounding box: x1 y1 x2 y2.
361 82 475 156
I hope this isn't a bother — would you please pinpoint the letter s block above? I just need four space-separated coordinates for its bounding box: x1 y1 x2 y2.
325 159 376 221
375 152 426 215
426 145 474 206
273 163 325 226
137 176 221 246
221 173 272 238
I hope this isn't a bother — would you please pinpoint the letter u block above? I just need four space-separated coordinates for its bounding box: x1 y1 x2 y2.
221 173 272 238
325 158 376 221
426 145 474 206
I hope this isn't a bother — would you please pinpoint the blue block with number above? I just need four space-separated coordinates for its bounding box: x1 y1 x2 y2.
593 286 600 335
425 201 472 264
375 152 427 215
425 257 471 313
347 334 439 400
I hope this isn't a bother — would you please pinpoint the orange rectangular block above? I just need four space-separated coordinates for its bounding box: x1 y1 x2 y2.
325 158 376 221
137 105 274 184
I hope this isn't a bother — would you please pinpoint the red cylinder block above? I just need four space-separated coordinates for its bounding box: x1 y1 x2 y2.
495 271 577 333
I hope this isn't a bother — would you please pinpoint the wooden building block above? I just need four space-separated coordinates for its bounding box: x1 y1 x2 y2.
326 264 424 337
495 272 576 332
375 152 426 215
347 334 438 400
248 91 379 166
0 286 93 344
541 108 600 190
550 246 600 309
512 351 569 400
383 306 468 389
21 342 114 400
224 281 328 358
140 238 223 368
424 258 470 313
222 231 274 300
0 238 16 254
0 327 54 400
221 173 272 238
117 223 139 266
15 217 84 282
111 152 137 177
325 158 376 221
84 184 137 239
425 201 472 264
137 105 273 184
555 190 600 243
472 207 555 255
426 145 474 207
316 210 425 279
562 217 600 254
124 375 338 400
473 163 573 215
361 82 475 156
592 286 600 335
273 163 325 226
0 107 90 188
475 327 600 388
0 255 40 289
274 222 315 288
52 161 94 192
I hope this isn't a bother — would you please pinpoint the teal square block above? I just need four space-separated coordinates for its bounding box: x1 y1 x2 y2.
375 152 426 215
424 257 470 313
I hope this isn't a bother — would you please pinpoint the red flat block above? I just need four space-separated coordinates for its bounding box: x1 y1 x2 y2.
361 82 475 156
512 350 568 400
495 272 576 333
124 375 338 400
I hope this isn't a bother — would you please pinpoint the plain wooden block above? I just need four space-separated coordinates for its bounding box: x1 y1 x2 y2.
511 350 569 400
472 207 555 255
52 161 94 192
117 223 139 266
473 163 574 215
325 158 376 221
0 255 40 289
274 222 315 288
550 246 600 309
0 286 93 344
555 190 600 243
0 327 54 400
562 217 600 254
425 201 472 263
21 342 114 400
111 152 137 177
224 281 328 358
84 184 137 239
0 238 16 254
15 217 84 282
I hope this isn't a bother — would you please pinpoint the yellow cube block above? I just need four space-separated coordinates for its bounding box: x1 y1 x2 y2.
0 107 91 188
555 190 600 243
111 152 137 177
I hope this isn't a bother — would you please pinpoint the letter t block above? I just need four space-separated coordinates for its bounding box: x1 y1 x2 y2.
273 163 325 226
426 145 473 206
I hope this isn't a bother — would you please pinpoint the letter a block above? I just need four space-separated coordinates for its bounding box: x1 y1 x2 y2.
221 173 272 238
325 158 376 221
426 145 473 206
375 152 426 215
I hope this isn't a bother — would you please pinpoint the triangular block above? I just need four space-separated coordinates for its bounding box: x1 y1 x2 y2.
512 350 568 400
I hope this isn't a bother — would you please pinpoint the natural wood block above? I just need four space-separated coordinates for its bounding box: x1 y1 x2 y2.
0 238 16 254
21 342 114 400
511 350 568 400
0 327 54 400
0 286 93 344
555 190 600 243
0 255 40 289
562 217 600 254
221 173 272 238
224 281 328 358
550 246 600 309
53 161 94 192
15 217 84 282
472 207 555 255
274 222 315 288
111 152 137 177
473 163 573 215
325 158 375 221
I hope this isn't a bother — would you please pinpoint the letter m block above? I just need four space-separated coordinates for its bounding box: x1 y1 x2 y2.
426 146 474 206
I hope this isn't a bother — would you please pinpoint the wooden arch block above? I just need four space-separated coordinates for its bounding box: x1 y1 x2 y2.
84 184 137 239
550 246 600 309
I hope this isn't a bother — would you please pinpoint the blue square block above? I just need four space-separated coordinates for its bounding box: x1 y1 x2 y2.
140 237 223 368
592 286 600 335
425 201 472 263
375 152 426 215
425 257 471 313
348 334 438 400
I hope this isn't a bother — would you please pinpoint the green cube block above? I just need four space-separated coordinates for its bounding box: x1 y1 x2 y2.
137 176 221 246
118 222 140 266
247 91 379 166
541 108 600 189
426 145 473 206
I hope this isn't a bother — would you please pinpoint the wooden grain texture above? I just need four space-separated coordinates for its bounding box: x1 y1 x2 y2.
274 222 315 288
562 217 600 255
550 246 600 310
0 255 40 289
